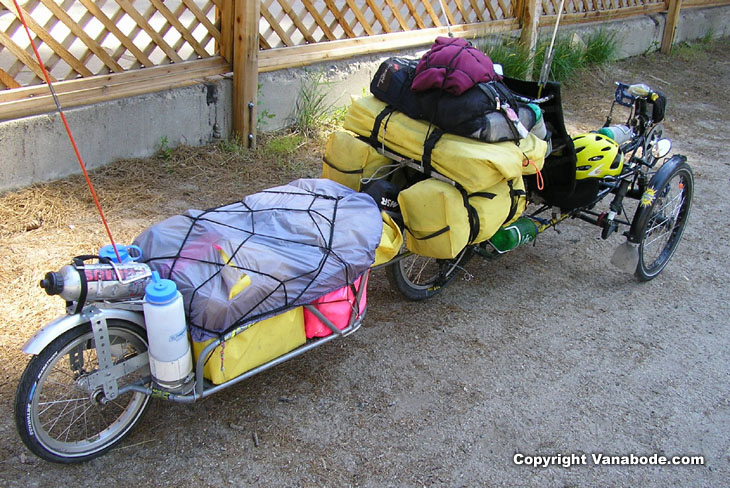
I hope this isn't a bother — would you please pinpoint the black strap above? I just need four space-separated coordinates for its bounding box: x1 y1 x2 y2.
370 106 396 146
422 127 444 176
322 157 364 175
455 186 480 243
406 225 450 241
72 256 91 314
504 180 527 224
470 191 497 200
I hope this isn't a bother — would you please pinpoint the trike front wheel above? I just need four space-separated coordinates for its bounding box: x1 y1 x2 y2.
14 320 151 463
633 160 693 281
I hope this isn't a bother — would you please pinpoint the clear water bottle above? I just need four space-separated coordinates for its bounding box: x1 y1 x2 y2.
488 217 538 253
597 125 632 145
143 271 193 391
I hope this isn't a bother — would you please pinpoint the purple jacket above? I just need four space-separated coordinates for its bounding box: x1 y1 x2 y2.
411 37 501 95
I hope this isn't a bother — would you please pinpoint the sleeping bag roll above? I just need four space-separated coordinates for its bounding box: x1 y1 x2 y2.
398 179 470 259
322 130 392 191
344 95 548 193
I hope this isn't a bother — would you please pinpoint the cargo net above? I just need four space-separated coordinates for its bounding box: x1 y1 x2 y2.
136 180 381 342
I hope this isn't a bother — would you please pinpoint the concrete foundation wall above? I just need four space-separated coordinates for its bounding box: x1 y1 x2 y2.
2 6 728 193
0 78 232 193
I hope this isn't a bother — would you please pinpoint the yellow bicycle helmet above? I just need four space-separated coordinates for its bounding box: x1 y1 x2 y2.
572 133 624 179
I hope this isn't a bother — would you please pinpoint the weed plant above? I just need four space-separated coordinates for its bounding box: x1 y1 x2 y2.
478 39 532 79
294 70 337 137
670 29 716 62
481 30 619 82
581 29 618 66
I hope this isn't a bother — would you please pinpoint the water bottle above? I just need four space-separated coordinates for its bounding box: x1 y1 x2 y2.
488 217 538 253
528 103 547 140
597 125 632 145
143 271 193 391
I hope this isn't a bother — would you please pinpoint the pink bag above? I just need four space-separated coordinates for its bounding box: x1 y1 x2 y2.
411 37 500 95
304 273 368 338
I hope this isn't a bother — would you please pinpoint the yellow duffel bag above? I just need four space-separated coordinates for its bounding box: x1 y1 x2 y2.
398 178 470 259
469 176 527 243
192 307 306 385
344 95 547 193
322 130 392 191
399 177 528 258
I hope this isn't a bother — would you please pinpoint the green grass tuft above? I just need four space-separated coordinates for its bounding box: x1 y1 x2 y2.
479 30 619 83
582 29 619 65
479 38 532 79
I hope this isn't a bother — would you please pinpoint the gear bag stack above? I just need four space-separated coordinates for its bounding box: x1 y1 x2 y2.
323 38 550 259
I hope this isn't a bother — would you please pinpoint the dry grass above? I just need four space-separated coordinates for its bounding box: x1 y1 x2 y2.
0 132 325 373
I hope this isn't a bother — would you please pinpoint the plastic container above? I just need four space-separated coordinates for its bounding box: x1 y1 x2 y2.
597 125 632 145
143 271 193 390
488 217 538 253
99 244 142 263
40 261 151 301
528 103 547 140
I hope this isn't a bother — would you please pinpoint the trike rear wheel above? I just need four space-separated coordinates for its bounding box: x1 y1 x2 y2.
634 161 693 281
386 247 472 300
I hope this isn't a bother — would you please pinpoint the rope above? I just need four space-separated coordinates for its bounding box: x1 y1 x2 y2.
12 0 122 263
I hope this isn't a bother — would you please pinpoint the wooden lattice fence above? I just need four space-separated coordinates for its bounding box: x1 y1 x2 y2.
1 0 728 141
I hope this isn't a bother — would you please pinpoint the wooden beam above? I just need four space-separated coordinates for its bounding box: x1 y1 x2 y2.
233 0 259 148
258 19 520 71
540 4 667 26
0 57 230 121
519 0 540 81
661 0 682 54
220 0 234 62
0 57 229 103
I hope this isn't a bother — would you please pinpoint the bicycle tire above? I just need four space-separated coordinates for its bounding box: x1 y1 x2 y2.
632 159 693 281
14 320 151 463
386 247 472 301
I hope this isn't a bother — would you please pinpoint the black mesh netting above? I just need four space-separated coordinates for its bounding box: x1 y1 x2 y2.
133 179 382 342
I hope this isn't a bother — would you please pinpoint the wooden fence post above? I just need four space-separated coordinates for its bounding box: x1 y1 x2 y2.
661 0 682 54
519 0 540 80
219 0 234 63
233 0 259 148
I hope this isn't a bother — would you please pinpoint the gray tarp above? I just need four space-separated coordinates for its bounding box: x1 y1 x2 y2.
133 179 382 341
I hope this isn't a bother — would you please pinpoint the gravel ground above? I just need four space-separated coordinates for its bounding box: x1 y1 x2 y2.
0 39 728 487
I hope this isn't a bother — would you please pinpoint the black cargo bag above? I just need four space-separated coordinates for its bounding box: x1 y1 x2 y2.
370 57 423 120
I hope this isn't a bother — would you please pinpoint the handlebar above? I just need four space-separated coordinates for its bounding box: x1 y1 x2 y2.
614 82 653 107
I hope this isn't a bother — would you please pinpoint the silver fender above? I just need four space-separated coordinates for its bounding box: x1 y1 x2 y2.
22 308 146 355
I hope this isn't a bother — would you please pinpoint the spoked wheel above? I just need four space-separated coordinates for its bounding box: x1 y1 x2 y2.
386 246 472 300
633 160 693 281
14 320 151 463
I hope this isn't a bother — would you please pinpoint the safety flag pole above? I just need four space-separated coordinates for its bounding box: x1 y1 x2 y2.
11 0 122 263
537 0 565 98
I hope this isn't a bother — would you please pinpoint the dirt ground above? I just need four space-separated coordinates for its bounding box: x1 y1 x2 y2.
1 38 728 487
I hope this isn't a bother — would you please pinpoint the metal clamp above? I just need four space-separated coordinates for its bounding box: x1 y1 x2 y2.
87 307 119 400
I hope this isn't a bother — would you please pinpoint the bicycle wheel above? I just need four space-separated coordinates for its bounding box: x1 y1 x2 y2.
386 247 472 300
633 161 693 281
14 320 151 463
